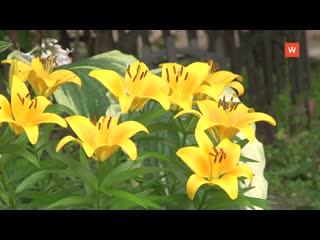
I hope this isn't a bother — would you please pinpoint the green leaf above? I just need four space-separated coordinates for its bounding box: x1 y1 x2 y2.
145 122 180 132
237 195 274 210
5 49 31 63
134 107 168 125
101 167 165 188
240 155 258 163
102 158 141 178
52 153 98 190
204 189 236 210
0 41 12 53
46 196 88 209
45 103 77 116
15 170 49 193
101 188 162 209
237 138 249 148
53 50 137 118
0 191 10 206
137 151 175 163
1 144 40 168
79 148 90 170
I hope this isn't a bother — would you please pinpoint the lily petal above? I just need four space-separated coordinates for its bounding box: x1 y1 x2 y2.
109 121 149 145
56 135 83 152
195 84 220 101
228 165 253 185
24 125 39 145
196 116 215 131
170 95 193 110
11 76 29 122
28 73 47 96
176 146 209 177
235 112 277 127
82 142 96 158
216 139 241 174
33 96 53 113
119 94 134 113
95 144 119 162
197 100 222 122
89 69 124 98
31 58 45 75
238 125 255 142
30 113 67 128
194 130 214 155
65 116 98 148
174 109 202 119
144 91 170 111
209 71 243 84
210 174 238 200
49 69 81 87
186 174 209 200
117 139 138 160
227 81 244 96
0 94 13 121
44 70 82 97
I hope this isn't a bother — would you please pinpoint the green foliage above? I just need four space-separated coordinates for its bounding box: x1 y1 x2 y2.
0 47 270 210
264 60 320 209
0 41 12 53
53 50 137 118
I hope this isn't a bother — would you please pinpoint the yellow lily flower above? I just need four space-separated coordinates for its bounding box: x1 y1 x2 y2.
4 57 81 97
27 56 82 97
2 59 33 90
175 98 276 142
0 76 67 144
194 60 244 101
56 115 149 162
160 62 208 111
89 61 170 113
177 131 253 200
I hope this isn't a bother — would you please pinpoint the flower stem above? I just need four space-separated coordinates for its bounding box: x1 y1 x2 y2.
96 161 102 210
177 118 187 147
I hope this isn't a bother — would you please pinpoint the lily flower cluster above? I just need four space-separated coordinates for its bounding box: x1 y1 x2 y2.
89 60 277 200
0 53 276 206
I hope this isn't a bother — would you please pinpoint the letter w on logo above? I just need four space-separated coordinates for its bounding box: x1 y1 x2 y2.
285 43 299 57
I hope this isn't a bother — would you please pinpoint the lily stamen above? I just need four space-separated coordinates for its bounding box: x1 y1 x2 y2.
223 99 227 110
173 65 176 74
34 98 38 109
232 102 240 111
180 66 184 76
214 154 218 163
90 114 97 125
29 101 34 109
213 146 218 154
139 72 144 80
166 68 170 82
127 65 132 78
218 153 223 163
184 72 189 80
25 93 30 98
107 116 112 129
17 93 24 105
